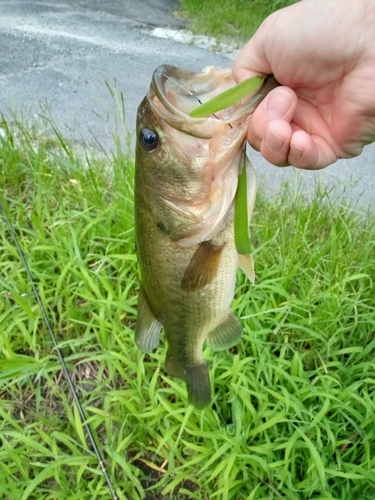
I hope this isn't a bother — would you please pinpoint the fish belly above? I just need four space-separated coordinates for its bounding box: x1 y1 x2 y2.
135 199 240 407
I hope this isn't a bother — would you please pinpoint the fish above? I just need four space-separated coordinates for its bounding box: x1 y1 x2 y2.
134 65 278 408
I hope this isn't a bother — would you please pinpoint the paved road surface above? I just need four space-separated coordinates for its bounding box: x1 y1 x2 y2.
1 0 374 207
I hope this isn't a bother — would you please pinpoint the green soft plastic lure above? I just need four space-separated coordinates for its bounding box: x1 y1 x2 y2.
234 154 251 255
189 76 264 254
189 76 264 118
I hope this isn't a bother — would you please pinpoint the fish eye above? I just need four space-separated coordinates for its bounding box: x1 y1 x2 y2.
139 128 159 151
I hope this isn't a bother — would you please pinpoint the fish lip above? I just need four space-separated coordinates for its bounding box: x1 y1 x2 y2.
152 64 219 122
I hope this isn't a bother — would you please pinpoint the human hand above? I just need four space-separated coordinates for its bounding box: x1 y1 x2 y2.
232 0 375 169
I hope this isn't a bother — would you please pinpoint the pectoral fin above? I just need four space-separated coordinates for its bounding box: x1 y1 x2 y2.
206 310 243 351
181 241 224 292
135 286 162 352
238 253 255 284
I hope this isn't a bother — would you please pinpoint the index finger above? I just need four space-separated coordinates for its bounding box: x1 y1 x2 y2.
232 22 273 82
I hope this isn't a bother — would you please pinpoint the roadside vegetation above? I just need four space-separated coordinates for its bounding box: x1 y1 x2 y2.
1 117 375 499
179 0 299 43
1 1 375 498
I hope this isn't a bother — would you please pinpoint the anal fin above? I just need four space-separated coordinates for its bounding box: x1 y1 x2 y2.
135 286 162 352
206 310 243 351
181 241 224 292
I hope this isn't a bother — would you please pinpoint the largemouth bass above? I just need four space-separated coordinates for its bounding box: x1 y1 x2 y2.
134 65 277 408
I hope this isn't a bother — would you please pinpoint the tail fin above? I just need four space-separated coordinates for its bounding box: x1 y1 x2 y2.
165 355 211 408
185 363 211 409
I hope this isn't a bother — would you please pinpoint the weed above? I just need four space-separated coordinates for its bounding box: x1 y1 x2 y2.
1 118 375 499
179 0 299 44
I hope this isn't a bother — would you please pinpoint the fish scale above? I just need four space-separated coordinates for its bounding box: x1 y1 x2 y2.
134 64 277 407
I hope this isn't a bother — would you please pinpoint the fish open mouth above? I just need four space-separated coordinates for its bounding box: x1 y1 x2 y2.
151 64 266 127
139 64 277 247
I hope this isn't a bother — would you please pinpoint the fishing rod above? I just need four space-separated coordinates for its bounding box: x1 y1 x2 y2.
0 196 119 500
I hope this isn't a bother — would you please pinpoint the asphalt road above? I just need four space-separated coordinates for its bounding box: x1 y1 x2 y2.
1 0 374 207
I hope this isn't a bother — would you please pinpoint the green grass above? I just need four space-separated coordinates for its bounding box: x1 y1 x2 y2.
179 0 299 44
1 117 375 500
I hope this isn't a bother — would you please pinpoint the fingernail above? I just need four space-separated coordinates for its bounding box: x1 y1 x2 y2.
265 128 285 152
266 90 293 120
290 140 304 158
